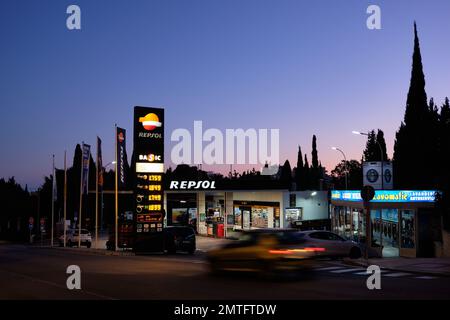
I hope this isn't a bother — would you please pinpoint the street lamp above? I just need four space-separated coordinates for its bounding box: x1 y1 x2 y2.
352 130 384 189
332 147 348 190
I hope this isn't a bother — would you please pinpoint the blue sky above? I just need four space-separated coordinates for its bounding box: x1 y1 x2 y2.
1 0 450 189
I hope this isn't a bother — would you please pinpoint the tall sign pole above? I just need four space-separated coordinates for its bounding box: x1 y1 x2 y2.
133 107 165 252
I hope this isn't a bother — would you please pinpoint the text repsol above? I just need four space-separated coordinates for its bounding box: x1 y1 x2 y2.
169 181 216 190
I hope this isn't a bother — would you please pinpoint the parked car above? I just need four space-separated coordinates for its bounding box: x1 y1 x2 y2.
207 228 325 276
297 230 362 259
58 229 92 248
164 226 196 254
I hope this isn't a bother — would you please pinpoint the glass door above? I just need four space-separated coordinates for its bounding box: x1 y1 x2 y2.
399 209 417 257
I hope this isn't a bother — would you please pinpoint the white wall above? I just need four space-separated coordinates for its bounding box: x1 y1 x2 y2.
283 191 329 225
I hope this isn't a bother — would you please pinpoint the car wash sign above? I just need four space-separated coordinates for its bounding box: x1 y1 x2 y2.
133 106 164 234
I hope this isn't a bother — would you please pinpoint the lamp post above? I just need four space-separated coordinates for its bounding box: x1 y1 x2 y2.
100 161 116 232
332 147 348 190
352 131 384 190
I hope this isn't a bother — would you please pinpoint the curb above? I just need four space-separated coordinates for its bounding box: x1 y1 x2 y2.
342 258 450 278
32 246 135 257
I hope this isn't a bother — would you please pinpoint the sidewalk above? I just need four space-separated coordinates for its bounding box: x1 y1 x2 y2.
31 235 233 257
344 257 450 277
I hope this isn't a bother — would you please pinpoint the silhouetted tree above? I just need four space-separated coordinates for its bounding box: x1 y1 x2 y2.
393 23 439 189
294 146 306 190
311 135 319 169
363 130 377 161
280 160 292 188
331 160 363 190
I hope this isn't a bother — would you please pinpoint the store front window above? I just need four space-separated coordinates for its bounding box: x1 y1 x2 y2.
370 209 399 256
233 201 278 230
401 210 415 249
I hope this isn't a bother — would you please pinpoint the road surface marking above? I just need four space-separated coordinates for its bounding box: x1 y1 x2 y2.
0 268 116 300
415 276 438 280
383 272 413 277
315 266 345 271
330 268 366 273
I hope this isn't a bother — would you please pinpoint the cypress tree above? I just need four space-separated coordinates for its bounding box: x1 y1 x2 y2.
295 146 305 190
375 129 389 161
311 135 319 169
393 23 437 188
363 130 377 161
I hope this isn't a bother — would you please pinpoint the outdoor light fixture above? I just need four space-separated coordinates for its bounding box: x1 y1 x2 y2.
311 191 317 196
331 147 348 190
352 130 369 136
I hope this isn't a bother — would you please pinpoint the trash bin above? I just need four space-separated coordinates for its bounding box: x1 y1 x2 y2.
207 224 214 236
217 223 224 238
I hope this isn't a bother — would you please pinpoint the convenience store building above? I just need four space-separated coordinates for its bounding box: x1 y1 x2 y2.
330 190 439 258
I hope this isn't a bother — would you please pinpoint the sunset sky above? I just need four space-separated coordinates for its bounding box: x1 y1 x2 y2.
1 0 450 189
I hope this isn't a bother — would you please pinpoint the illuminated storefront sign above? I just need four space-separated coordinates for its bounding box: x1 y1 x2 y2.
169 180 216 190
331 190 438 203
134 107 165 236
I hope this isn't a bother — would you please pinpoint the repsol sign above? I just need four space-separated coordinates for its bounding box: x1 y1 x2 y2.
169 180 216 190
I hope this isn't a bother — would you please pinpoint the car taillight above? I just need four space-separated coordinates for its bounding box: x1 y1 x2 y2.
269 247 326 254
268 249 294 255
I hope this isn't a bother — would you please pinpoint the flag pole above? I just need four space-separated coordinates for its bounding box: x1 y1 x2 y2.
63 150 67 248
114 125 119 251
51 154 55 247
95 138 99 249
78 142 84 248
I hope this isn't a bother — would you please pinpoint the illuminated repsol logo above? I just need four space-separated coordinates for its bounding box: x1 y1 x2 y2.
169 181 216 190
138 132 162 139
138 154 162 162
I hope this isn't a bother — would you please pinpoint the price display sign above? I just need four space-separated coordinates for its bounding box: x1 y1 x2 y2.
133 107 165 250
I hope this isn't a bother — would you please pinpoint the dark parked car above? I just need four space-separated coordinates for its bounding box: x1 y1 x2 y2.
164 226 196 254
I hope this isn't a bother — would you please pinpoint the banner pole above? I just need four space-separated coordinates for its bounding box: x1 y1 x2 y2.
95 138 99 249
51 154 55 247
78 142 84 248
115 125 119 251
63 150 67 247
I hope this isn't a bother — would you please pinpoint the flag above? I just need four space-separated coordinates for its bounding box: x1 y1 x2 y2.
81 143 91 195
116 127 127 190
97 137 103 191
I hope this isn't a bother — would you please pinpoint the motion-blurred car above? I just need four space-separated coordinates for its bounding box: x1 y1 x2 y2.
207 228 326 276
58 229 92 248
297 230 362 259
164 226 196 254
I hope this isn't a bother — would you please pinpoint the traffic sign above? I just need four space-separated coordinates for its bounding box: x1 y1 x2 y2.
29 217 34 225
40 218 45 226
361 185 375 202
28 224 33 230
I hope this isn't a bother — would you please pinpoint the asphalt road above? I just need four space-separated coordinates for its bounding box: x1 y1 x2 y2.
1 244 449 300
